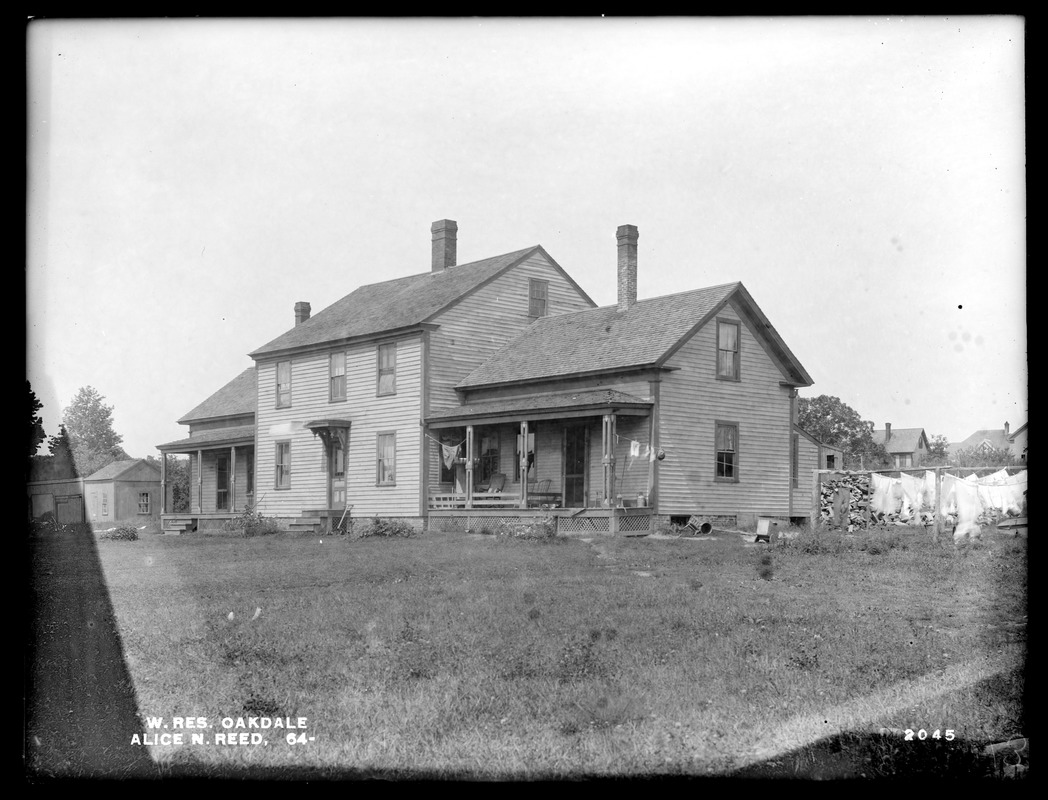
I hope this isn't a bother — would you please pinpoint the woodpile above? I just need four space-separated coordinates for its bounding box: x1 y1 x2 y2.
818 473 869 531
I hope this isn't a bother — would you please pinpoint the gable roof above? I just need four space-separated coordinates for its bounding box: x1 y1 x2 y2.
872 427 928 454
178 367 257 424
249 246 594 358
795 424 841 451
83 459 160 482
949 428 1015 454
457 282 812 389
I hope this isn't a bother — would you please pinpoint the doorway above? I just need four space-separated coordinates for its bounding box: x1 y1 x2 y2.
563 424 588 508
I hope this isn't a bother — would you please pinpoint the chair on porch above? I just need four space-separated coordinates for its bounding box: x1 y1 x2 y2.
486 473 507 493
527 479 553 507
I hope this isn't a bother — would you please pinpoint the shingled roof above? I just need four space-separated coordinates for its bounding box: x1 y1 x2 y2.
83 459 159 482
249 246 589 358
178 367 257 424
427 389 652 426
457 282 812 389
872 427 928 454
157 424 257 452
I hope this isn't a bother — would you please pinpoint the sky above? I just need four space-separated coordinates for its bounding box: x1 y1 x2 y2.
26 16 1026 458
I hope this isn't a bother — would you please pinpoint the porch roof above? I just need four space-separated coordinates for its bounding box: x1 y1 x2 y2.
157 424 255 453
426 389 652 428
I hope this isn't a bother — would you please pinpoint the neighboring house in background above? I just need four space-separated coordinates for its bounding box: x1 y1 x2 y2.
872 424 929 468
83 459 162 525
949 420 1028 462
159 220 816 534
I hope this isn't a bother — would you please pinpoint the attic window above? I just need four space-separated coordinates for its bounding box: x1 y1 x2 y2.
529 279 548 317
716 319 740 381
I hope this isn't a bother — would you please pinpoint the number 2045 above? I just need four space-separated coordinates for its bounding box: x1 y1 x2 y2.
905 729 954 741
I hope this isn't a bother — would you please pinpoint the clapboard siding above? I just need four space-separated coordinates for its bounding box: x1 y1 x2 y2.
427 252 594 414
793 432 819 515
658 302 793 517
255 336 423 518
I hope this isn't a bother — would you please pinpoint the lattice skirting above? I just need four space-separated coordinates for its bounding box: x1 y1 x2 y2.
557 516 611 533
618 514 651 533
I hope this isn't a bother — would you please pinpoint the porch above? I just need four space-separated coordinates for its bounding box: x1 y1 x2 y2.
425 388 657 535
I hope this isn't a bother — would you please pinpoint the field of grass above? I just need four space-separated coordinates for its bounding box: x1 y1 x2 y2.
93 525 1026 779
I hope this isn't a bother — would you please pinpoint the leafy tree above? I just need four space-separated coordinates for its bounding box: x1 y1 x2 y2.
922 433 952 467
27 381 46 460
797 394 889 470
47 425 79 479
61 386 130 477
949 445 1023 468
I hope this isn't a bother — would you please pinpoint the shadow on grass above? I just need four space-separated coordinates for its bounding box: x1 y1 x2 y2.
25 521 159 781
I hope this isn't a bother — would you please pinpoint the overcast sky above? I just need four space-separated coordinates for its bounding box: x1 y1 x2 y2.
26 16 1026 458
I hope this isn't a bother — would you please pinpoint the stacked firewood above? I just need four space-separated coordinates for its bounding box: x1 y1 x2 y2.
818 473 870 531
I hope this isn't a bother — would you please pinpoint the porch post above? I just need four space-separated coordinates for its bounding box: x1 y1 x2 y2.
230 446 237 512
160 452 167 515
196 449 203 514
519 420 529 509
465 425 474 509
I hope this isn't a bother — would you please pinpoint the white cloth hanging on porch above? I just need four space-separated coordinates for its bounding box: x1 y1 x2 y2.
441 443 459 471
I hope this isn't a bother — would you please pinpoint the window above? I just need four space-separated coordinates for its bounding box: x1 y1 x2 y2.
791 433 799 489
377 433 396 485
529 279 549 317
329 352 346 401
139 492 150 514
276 361 292 407
377 343 396 396
275 442 291 489
826 454 836 470
102 491 109 516
516 428 536 481
716 320 740 380
715 422 738 481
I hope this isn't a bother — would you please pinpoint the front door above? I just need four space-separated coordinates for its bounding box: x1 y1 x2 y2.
329 433 347 509
563 424 588 508
216 454 230 511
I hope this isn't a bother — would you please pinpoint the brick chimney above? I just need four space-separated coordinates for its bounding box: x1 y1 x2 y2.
1004 421 1010 436
617 224 638 312
431 219 458 272
884 422 891 443
294 301 311 326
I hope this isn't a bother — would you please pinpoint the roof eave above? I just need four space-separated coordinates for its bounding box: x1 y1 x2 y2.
249 323 434 361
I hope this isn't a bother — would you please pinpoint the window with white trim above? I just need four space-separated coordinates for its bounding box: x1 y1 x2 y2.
377 433 396 485
529 278 548 317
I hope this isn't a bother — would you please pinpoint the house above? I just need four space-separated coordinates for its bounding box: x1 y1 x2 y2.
872 424 929 469
949 420 1027 462
158 221 815 534
82 459 162 525
792 424 844 494
156 366 257 532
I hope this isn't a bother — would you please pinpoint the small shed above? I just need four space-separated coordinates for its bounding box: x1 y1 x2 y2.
83 459 162 525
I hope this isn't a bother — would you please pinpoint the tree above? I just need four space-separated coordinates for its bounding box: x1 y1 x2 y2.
27 381 46 460
797 394 888 470
47 425 79 479
61 386 130 478
924 434 951 467
949 445 1022 468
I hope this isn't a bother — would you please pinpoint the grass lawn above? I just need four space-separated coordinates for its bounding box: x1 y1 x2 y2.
91 525 1026 779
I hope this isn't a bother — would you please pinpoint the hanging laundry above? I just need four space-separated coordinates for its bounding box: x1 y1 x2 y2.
943 473 985 542
441 443 459 471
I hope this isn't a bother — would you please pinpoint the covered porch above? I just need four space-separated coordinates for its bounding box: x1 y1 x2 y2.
425 389 658 535
156 426 255 532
